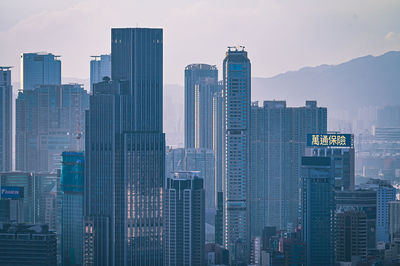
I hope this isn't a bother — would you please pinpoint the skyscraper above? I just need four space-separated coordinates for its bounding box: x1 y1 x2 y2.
184 148 215 211
335 190 377 255
184 64 218 149
16 84 89 172
336 210 368 263
305 134 354 191
0 172 36 223
389 201 400 243
61 151 84 266
164 171 205 266
249 101 327 236
222 46 251 263
90 54 111 93
0 224 57 265
84 28 164 265
20 52 61 91
0 67 12 172
301 156 335 266
360 179 396 243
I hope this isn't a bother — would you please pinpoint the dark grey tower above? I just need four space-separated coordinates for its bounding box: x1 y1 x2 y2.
84 28 165 266
184 64 218 149
0 67 12 172
301 156 335 266
164 171 205 266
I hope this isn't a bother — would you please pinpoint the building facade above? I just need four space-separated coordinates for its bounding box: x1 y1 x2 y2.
389 201 400 243
16 84 89 172
84 28 165 265
212 86 224 206
250 101 327 236
301 156 336 266
184 64 218 149
336 210 368 263
222 46 251 263
164 171 205 266
361 179 396 243
21 52 61 91
0 67 12 172
0 172 36 223
0 223 57 265
335 190 377 255
61 151 84 266
90 54 111 93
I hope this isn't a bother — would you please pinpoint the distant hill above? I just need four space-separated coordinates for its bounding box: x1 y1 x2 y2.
252 51 400 115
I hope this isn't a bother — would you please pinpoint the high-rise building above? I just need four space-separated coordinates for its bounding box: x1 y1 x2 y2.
165 147 185 175
215 191 224 246
250 101 327 236
164 171 205 266
250 236 262 265
0 171 60 227
84 28 165 265
0 172 36 223
166 147 215 211
212 85 224 208
305 133 354 190
301 156 335 266
36 171 61 234
0 186 24 223
90 55 111 93
0 223 57 265
222 46 251 263
360 179 396 243
184 64 218 149
61 151 84 266
0 67 12 172
389 201 400 243
20 52 61 91
205 243 230 266
16 84 89 172
336 210 368 264
184 148 215 211
281 230 306 266
335 190 377 255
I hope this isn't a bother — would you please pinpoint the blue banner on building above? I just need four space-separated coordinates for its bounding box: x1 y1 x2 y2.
307 134 353 148
1 186 23 199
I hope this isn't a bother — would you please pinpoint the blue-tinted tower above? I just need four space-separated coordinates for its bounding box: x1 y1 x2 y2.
84 28 165 266
61 151 84 266
0 67 12 172
20 52 61 91
301 156 335 266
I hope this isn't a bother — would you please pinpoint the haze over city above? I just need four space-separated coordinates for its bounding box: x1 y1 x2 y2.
0 1 400 265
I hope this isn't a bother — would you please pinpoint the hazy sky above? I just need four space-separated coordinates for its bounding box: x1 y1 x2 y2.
1 0 400 86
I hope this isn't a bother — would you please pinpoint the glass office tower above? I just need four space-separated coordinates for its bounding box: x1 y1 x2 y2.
20 52 61 91
84 28 165 266
90 54 111 93
61 151 84 266
301 156 335 266
184 64 218 149
0 67 12 172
